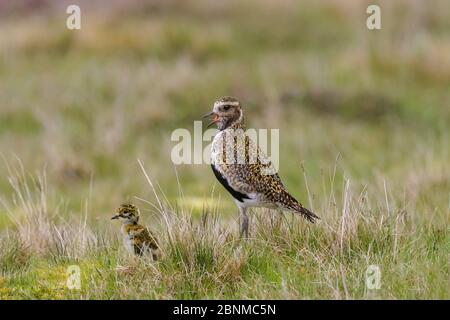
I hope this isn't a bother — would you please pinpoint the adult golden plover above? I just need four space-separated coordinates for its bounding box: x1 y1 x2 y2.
111 203 161 260
203 96 319 237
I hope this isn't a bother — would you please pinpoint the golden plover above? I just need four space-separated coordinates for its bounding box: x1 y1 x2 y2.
203 96 319 237
111 203 161 260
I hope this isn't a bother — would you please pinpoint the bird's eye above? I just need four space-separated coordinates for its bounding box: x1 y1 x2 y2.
223 105 230 111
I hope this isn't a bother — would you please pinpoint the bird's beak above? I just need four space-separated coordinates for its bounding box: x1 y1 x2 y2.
202 111 214 119
202 111 219 128
111 214 120 220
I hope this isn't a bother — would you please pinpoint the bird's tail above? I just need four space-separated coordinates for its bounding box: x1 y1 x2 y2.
283 192 320 223
294 204 320 223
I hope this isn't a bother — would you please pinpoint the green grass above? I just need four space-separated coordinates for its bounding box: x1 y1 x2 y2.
0 160 448 299
0 0 449 299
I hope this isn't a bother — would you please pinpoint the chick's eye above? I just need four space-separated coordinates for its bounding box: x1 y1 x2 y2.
223 105 230 111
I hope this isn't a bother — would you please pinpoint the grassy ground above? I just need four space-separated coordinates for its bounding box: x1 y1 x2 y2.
0 0 449 299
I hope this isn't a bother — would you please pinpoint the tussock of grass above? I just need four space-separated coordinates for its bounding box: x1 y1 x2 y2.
0 160 98 260
0 161 448 299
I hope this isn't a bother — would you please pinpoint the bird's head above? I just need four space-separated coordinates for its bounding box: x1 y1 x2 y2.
203 96 244 130
111 203 140 223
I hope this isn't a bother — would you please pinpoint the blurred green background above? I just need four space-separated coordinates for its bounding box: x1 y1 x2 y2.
0 0 449 226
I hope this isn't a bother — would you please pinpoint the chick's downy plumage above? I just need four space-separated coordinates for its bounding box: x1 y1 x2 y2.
111 203 161 260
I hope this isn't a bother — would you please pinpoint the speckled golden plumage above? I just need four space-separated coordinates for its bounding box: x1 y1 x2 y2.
112 203 161 260
205 96 319 237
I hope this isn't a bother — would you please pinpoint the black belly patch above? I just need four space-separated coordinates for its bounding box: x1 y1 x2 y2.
211 164 250 203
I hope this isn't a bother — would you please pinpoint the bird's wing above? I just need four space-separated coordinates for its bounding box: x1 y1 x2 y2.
213 131 319 222
213 131 286 198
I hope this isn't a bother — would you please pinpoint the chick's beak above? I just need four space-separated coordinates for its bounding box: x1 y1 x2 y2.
202 111 219 128
111 214 120 220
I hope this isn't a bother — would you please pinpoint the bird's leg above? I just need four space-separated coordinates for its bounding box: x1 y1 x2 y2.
239 206 249 238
